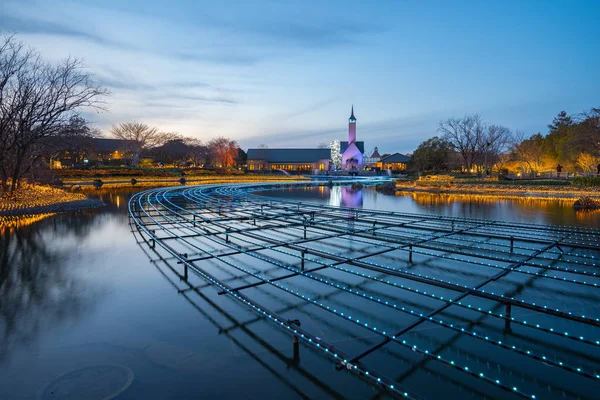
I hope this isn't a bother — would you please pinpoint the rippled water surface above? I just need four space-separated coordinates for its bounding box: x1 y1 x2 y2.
1 185 598 399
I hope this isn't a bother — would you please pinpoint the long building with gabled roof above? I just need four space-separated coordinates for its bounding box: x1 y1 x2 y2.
246 148 331 172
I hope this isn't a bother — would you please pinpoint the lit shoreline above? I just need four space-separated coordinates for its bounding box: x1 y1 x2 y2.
394 184 600 200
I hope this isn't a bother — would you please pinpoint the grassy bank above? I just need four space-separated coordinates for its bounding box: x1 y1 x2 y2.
62 174 308 186
0 183 105 231
1 174 308 225
395 179 600 200
54 166 243 179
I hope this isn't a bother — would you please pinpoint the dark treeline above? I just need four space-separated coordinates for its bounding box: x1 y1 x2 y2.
107 122 245 168
0 34 244 196
411 109 600 174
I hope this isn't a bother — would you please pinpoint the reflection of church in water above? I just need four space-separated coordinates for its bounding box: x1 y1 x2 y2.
328 185 363 234
328 186 363 208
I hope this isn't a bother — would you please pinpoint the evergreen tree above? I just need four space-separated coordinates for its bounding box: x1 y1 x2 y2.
547 111 574 132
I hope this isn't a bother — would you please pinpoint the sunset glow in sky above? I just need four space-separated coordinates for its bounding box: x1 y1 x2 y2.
3 0 599 153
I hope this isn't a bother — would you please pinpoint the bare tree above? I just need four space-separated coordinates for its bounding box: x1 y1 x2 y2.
0 35 35 191
481 124 512 171
0 34 107 192
109 122 165 166
438 114 485 171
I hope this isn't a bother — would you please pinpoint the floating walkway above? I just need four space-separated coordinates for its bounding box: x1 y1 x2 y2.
129 181 600 399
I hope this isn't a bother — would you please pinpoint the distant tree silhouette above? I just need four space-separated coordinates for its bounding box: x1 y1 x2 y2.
109 122 167 166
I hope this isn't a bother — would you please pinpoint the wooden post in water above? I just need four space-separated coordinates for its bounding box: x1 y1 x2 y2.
293 335 300 364
505 304 512 331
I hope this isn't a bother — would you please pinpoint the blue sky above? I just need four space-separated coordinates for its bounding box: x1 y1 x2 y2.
2 0 599 153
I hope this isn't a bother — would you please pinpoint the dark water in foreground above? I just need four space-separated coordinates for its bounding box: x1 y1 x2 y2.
0 185 598 399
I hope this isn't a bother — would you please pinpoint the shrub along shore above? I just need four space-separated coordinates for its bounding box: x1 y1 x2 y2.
394 175 600 200
0 183 104 227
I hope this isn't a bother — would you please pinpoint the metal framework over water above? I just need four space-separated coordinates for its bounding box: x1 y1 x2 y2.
129 181 600 399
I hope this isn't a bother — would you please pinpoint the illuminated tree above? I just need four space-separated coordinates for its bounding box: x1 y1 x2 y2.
576 152 600 172
330 140 341 169
208 137 238 168
512 132 548 173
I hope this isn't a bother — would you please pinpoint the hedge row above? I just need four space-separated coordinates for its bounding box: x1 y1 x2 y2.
54 167 244 178
571 176 600 187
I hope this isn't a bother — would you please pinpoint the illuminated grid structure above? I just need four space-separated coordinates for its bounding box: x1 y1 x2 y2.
129 182 600 399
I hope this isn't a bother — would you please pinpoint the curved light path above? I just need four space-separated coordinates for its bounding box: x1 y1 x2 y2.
129 181 600 399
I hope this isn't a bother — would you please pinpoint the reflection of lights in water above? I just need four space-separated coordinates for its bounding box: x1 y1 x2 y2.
341 186 363 208
575 208 600 222
328 186 342 207
328 186 364 208
0 213 56 234
400 191 580 207
1 183 86 213
393 191 600 223
116 196 120 208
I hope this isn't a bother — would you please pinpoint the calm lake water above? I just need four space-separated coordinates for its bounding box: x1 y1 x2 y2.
1 184 598 399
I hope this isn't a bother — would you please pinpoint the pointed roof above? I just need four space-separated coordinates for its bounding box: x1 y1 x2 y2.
380 152 410 163
371 147 381 158
349 105 356 122
340 141 364 154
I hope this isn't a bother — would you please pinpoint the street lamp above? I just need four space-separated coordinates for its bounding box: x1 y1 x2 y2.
484 142 491 176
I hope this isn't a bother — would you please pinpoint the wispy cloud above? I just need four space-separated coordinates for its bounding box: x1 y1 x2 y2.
244 20 382 48
274 97 339 121
0 14 134 50
174 51 262 66
5 0 589 151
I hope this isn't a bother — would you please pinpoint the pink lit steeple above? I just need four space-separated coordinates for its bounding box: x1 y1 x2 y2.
348 105 356 143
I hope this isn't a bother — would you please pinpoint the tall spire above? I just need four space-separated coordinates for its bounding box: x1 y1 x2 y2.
349 105 356 122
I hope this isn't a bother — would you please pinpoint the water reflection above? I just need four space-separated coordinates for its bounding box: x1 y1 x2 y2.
340 186 363 208
2 183 598 398
0 213 57 234
397 191 600 226
260 186 599 227
132 229 351 399
81 185 152 211
0 186 156 363
0 214 97 361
